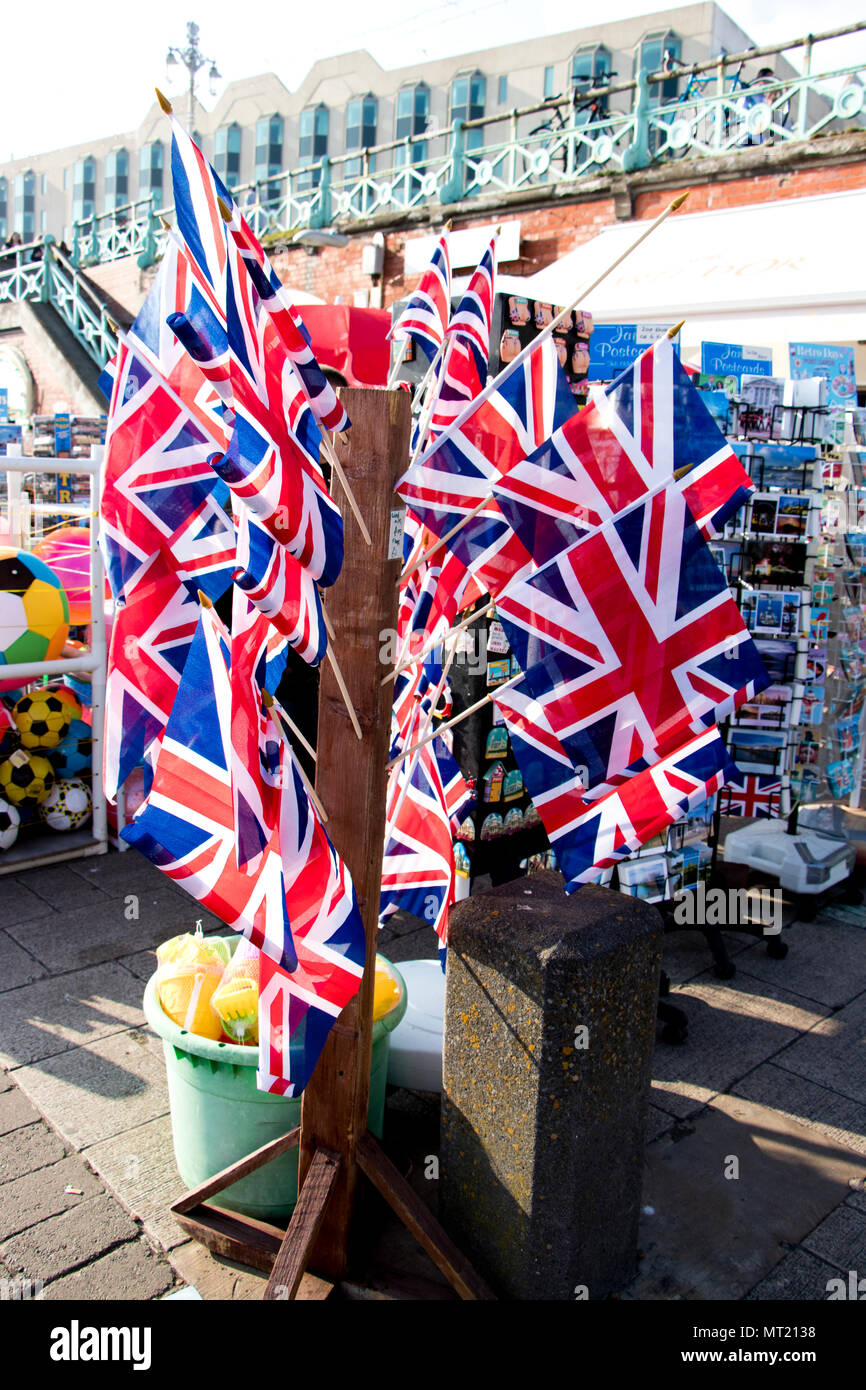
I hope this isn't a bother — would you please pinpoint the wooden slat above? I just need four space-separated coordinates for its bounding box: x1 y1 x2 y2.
299 388 411 1280
172 1204 287 1273
264 1148 342 1300
171 1127 301 1215
356 1132 497 1301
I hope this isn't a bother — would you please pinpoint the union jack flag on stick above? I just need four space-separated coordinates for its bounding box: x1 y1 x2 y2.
387 229 451 382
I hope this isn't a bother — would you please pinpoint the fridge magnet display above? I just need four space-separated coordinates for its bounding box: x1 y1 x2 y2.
534 302 554 329
486 620 510 655
523 802 541 829
456 816 475 842
480 813 505 840
503 807 524 835
507 296 531 326
502 768 524 802
500 330 521 362
483 762 505 802
486 657 511 687
454 842 471 877
485 726 508 759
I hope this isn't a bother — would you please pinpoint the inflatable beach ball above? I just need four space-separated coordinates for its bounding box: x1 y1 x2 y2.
33 527 93 626
0 550 69 673
39 778 92 831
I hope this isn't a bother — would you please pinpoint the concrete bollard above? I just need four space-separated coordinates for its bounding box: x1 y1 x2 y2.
440 870 663 1301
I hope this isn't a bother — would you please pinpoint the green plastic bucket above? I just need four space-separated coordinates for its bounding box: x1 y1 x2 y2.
143 941 406 1222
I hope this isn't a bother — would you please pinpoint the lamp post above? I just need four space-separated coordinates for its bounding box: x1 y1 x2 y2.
165 21 221 130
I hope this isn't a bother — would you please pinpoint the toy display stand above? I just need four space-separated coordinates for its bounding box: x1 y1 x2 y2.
0 449 108 873
169 391 494 1300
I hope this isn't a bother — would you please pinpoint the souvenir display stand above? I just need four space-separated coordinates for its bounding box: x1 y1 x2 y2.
0 448 108 872
169 390 493 1300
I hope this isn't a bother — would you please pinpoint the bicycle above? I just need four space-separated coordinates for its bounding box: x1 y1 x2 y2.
527 75 619 175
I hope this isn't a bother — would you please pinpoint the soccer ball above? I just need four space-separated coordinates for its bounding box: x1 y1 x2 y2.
41 683 83 725
12 691 71 750
0 705 18 758
0 750 55 806
39 778 92 831
0 796 20 850
49 718 92 779
0 549 70 673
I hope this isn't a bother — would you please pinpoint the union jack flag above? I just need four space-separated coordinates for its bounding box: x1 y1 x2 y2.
492 336 753 569
389 231 451 364
233 507 327 667
396 336 576 603
123 606 366 1096
100 343 236 606
169 113 350 434
494 484 769 793
720 773 782 818
546 725 738 890
446 234 496 380
227 587 286 869
104 557 202 801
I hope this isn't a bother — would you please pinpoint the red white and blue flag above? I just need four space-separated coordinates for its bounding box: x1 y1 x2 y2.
720 773 782 818
123 606 366 1095
233 507 327 667
389 231 451 364
446 234 496 380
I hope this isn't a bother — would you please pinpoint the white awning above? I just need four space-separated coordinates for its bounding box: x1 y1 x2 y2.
514 189 866 358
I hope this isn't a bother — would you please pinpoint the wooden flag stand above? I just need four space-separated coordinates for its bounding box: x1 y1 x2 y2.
170 389 494 1301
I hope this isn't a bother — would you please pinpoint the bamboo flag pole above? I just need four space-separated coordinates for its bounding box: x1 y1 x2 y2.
407 336 456 472
386 635 459 830
399 194 690 581
381 598 493 688
386 222 453 390
386 671 523 770
263 692 329 823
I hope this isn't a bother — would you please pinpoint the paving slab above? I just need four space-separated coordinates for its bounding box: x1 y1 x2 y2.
650 972 829 1118
0 879 54 930
625 1092 864 1300
773 990 866 1107
21 863 111 912
0 1122 66 1183
733 1063 866 1158
0 1087 42 1135
645 1104 678 1144
116 949 159 984
85 1114 188 1253
745 1247 842 1300
660 928 754 985
801 1202 866 1272
378 925 439 963
41 1238 175 1301
0 1154 104 1241
0 962 147 1070
4 890 206 973
66 851 176 896
734 917 866 1008
847 1189 866 1215
12 1030 169 1150
0 931 47 992
1 1193 140 1282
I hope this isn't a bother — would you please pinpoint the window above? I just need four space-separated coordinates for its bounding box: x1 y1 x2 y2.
63 167 69 191
345 95 377 177
543 65 555 99
0 178 6 240
635 30 680 102
298 105 328 189
255 114 284 201
105 148 129 211
139 142 164 196
395 82 429 171
215 123 242 188
40 173 47 197
498 75 508 105
572 45 612 117
72 158 95 223
451 71 485 151
40 209 47 234
15 170 35 238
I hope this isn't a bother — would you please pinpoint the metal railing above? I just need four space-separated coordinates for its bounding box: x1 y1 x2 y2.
40 17 866 269
0 236 117 370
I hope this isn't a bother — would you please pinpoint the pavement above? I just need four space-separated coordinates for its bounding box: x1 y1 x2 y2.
0 844 864 1301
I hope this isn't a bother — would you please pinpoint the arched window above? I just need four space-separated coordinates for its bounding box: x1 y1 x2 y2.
255 115 284 182
451 71 485 150
635 30 680 103
139 142 164 196
395 82 429 172
14 170 35 238
298 105 329 190
215 122 242 188
72 158 95 223
105 149 129 211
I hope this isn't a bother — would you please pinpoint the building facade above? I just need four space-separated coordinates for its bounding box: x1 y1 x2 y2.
0 3 760 244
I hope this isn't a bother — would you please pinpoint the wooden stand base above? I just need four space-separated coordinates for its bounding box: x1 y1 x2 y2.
170 1126 495 1301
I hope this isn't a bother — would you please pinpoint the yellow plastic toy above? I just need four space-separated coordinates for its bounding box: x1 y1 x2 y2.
155 929 227 1040
373 958 401 1021
212 937 262 1045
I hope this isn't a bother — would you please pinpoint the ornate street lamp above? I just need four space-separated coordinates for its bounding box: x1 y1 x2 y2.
166 21 221 130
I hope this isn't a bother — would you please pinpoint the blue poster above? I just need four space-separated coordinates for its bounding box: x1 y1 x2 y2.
54 412 72 455
789 342 857 409
700 341 772 381
587 323 675 380
0 390 7 423
0 423 22 457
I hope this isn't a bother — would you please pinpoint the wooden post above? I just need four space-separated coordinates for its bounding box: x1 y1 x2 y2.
298 387 410 1280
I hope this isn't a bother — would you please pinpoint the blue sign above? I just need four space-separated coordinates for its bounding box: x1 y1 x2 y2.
54 413 72 455
0 390 7 423
0 423 22 456
587 323 674 380
700 342 772 380
789 342 857 410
